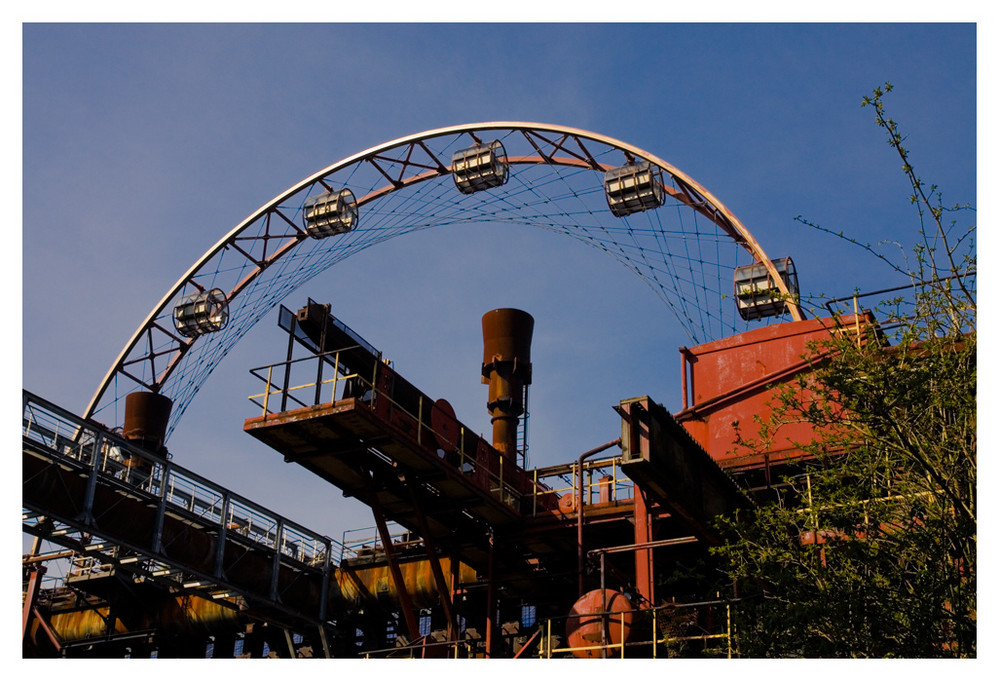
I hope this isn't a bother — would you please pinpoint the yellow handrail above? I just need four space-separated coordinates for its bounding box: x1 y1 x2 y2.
537 599 735 658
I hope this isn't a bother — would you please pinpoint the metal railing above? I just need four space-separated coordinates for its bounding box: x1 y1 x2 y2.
248 347 369 417
823 271 976 340
528 455 632 515
339 523 421 564
537 598 734 659
360 638 475 659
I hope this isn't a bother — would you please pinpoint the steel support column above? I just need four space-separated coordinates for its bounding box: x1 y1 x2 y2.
633 487 655 605
485 533 498 658
80 435 103 525
619 398 655 604
214 492 231 579
317 625 331 659
269 518 285 601
22 564 45 639
151 458 171 554
31 606 63 654
371 505 421 641
281 314 297 412
405 478 459 641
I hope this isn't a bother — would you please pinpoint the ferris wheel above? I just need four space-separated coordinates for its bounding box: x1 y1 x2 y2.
83 123 802 438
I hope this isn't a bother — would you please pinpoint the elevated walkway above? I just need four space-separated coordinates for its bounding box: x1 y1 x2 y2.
22 390 338 648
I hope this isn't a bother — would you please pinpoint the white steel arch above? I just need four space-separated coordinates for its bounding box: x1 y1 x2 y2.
84 122 802 436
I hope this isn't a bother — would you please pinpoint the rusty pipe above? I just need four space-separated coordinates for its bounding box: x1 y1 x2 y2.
481 309 533 459
577 438 622 596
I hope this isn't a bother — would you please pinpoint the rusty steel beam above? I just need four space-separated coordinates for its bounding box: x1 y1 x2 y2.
513 628 541 659
31 607 63 654
633 487 655 605
22 564 45 640
404 477 458 641
370 504 421 642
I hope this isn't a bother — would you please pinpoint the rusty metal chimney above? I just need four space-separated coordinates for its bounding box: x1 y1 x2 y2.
481 309 533 460
123 391 173 455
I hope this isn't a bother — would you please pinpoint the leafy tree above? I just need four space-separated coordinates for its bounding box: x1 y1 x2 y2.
711 83 976 657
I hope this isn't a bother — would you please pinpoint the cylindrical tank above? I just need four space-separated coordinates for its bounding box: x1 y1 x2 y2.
334 558 477 611
122 391 173 454
565 589 635 658
481 309 533 458
41 592 241 644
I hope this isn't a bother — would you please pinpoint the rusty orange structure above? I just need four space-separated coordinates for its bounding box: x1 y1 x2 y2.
675 312 874 479
232 299 824 657
481 308 534 464
23 297 865 658
23 119 966 658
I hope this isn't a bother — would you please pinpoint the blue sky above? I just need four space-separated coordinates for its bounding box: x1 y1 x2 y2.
19 21 979 543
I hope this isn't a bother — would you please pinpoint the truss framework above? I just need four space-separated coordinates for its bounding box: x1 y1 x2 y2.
83 123 801 437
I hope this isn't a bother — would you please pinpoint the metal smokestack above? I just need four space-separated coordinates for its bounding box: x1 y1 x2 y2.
481 309 533 460
123 391 173 455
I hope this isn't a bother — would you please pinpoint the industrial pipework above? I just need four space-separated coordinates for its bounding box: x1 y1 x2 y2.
481 309 533 464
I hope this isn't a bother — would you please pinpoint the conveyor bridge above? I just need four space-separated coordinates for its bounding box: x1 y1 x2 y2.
22 390 339 649
244 302 553 583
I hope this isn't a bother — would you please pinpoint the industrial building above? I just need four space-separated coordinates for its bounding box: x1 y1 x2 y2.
22 123 907 658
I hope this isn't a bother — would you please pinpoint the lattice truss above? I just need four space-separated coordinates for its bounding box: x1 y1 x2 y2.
86 125 788 437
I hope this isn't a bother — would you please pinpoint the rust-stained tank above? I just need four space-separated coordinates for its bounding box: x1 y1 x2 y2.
674 313 874 472
33 593 241 645
565 589 634 658
336 557 477 611
481 308 533 459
